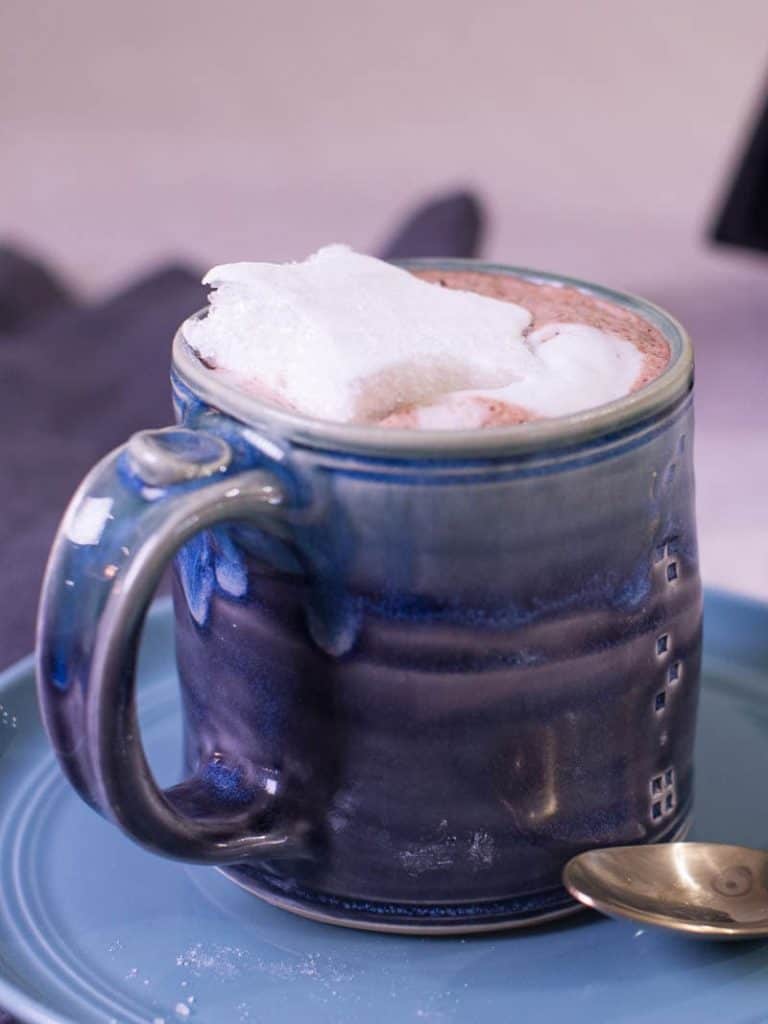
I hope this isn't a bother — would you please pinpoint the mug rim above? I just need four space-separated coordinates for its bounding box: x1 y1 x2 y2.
171 259 693 458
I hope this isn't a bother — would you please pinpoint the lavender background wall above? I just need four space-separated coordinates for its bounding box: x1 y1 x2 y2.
1 2 766 293
2 1 768 598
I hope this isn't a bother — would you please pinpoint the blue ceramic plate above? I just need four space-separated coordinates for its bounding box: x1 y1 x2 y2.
1 589 767 1024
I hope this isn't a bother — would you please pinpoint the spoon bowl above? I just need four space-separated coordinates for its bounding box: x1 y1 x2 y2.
563 843 768 940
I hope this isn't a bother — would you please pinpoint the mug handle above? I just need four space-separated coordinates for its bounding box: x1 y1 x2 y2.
36 425 306 864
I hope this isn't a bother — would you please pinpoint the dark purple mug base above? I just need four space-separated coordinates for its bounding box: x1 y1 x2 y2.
219 813 692 934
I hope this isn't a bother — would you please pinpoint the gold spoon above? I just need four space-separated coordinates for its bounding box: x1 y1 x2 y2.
564 843 768 940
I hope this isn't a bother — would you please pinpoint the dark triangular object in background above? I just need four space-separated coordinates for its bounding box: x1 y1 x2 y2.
380 190 484 260
712 84 768 253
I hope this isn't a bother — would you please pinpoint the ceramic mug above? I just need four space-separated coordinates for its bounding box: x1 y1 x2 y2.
37 261 701 934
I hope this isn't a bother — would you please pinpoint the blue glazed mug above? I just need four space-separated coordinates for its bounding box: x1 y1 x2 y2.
37 261 701 933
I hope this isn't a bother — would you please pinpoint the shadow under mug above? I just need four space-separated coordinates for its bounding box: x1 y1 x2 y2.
36 261 701 934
